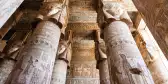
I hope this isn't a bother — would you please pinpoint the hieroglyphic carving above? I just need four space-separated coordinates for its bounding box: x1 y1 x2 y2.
5 21 61 84
72 40 95 61
67 23 99 32
67 63 99 78
66 78 100 84
69 12 97 23
0 0 23 28
69 0 95 11
66 40 100 84
96 1 155 83
67 0 100 83
104 21 154 84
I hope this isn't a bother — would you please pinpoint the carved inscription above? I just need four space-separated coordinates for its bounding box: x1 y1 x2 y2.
66 40 100 84
66 78 100 84
104 21 154 84
69 12 97 23
5 21 61 84
67 23 99 32
69 0 94 11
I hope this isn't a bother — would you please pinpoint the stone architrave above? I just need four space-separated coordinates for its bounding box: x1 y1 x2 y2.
5 1 68 83
0 0 23 29
99 1 154 84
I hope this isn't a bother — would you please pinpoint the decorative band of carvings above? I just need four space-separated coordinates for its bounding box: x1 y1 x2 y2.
28 39 59 51
66 78 100 84
106 39 136 48
67 23 99 32
69 12 97 23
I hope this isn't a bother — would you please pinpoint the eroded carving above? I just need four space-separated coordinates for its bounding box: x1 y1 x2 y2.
101 2 132 27
5 21 61 84
36 0 69 35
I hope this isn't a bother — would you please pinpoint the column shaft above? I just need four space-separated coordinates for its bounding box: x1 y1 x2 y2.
95 30 110 84
51 60 67 84
98 60 110 84
0 59 15 84
5 21 61 84
51 34 72 84
104 21 154 84
135 26 168 84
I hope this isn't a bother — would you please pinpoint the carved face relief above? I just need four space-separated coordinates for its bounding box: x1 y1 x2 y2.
103 2 124 19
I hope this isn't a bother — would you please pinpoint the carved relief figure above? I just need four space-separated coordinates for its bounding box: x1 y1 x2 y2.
102 2 132 27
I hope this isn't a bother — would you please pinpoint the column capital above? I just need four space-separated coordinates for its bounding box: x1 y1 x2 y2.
98 1 133 28
35 1 69 35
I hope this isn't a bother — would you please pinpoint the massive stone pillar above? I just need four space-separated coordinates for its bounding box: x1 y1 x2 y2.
98 1 154 84
0 33 29 84
134 17 168 84
95 31 110 84
5 1 68 83
51 31 72 84
97 60 110 84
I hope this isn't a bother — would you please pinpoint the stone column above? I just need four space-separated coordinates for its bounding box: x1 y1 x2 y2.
0 59 15 84
98 60 110 84
51 31 72 84
134 19 168 84
95 31 110 84
0 40 23 84
100 2 154 84
5 1 68 84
